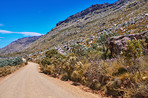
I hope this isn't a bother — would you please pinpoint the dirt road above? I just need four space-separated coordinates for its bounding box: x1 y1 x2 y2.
0 62 100 98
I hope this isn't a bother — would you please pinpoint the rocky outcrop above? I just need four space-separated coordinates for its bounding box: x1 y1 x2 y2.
106 31 148 56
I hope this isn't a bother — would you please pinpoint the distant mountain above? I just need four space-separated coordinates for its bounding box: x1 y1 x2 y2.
0 36 41 55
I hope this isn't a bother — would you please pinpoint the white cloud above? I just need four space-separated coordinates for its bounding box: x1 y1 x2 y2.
17 32 42 36
0 24 4 26
0 30 42 36
0 30 12 33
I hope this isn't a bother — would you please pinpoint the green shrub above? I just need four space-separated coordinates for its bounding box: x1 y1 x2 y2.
61 56 77 80
97 32 116 59
45 49 58 58
123 39 143 62
71 61 87 82
44 65 53 75
0 57 23 67
41 57 51 66
122 39 143 74
0 57 24 77
71 44 86 57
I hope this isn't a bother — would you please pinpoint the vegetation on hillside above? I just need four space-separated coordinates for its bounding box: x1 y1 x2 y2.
23 0 148 55
39 36 148 97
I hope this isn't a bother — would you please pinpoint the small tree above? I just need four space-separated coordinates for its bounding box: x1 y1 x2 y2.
122 39 143 74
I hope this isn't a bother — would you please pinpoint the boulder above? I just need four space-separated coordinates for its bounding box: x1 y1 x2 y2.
106 31 148 56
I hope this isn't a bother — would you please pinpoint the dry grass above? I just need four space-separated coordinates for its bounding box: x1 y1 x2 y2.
0 64 25 77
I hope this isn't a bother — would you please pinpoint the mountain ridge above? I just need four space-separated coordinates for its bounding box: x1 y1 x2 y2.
56 0 131 26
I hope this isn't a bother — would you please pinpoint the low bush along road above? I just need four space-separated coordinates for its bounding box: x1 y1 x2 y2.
0 62 100 98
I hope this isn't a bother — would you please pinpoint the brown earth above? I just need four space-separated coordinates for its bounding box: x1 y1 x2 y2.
0 62 101 98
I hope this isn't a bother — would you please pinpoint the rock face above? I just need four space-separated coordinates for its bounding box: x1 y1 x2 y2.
56 3 111 26
56 0 130 26
106 31 148 56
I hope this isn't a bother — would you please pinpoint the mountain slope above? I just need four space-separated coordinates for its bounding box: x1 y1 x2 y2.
0 36 41 56
1 0 148 56
25 0 148 54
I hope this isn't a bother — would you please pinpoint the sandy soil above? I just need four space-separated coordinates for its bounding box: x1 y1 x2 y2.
0 62 101 98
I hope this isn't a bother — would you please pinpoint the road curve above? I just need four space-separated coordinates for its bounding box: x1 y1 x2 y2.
0 62 100 98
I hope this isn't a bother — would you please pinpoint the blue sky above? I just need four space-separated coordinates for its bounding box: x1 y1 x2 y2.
0 0 117 48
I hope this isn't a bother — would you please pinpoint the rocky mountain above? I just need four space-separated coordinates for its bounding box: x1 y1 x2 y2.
25 0 148 54
1 0 148 56
0 36 41 56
